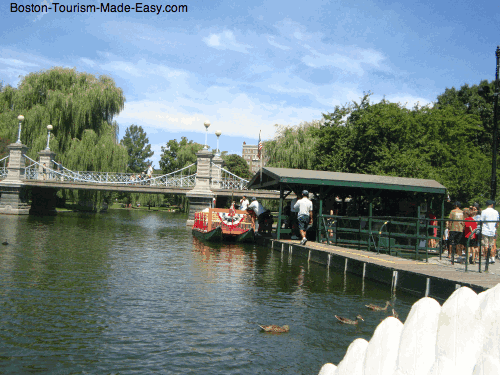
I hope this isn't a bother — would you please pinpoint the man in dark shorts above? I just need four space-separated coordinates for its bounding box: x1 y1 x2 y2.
447 201 464 258
293 190 313 245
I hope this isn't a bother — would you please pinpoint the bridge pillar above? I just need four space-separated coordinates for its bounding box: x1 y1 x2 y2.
186 149 214 226
37 150 56 180
211 154 224 189
0 143 30 214
29 149 58 215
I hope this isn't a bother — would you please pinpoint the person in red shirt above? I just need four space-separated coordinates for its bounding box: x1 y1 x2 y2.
428 211 438 248
463 208 478 264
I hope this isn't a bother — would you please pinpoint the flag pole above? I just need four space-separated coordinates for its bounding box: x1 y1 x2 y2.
259 130 263 187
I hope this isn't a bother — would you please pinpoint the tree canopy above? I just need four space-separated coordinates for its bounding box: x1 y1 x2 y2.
221 154 251 179
0 67 128 172
120 124 154 173
159 137 203 174
264 120 322 170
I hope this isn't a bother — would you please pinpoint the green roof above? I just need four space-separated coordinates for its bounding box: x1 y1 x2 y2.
247 167 446 195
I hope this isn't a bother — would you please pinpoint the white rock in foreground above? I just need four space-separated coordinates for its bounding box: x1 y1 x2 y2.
317 363 337 375
335 338 368 375
394 297 441 375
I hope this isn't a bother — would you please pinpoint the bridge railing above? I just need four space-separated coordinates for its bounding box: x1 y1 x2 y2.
211 162 249 190
0 155 8 179
21 156 197 188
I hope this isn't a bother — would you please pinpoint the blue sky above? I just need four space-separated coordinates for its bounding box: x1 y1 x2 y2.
1 0 499 167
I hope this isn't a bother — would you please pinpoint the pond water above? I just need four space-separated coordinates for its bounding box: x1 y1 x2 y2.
0 210 419 374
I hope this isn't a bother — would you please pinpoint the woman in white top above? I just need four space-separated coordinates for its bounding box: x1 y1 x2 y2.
240 196 249 210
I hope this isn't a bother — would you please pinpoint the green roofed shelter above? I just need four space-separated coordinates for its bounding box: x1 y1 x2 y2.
247 167 446 195
247 167 447 248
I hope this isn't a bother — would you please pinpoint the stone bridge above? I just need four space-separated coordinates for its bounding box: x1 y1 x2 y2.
0 141 279 220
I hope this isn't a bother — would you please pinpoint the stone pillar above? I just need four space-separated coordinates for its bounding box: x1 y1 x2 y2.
211 154 224 189
4 143 28 182
38 150 56 181
186 149 214 226
0 143 30 214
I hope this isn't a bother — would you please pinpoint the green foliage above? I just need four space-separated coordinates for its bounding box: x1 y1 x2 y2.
159 136 203 174
0 137 10 158
264 120 322 170
0 67 127 166
221 154 251 179
120 124 154 173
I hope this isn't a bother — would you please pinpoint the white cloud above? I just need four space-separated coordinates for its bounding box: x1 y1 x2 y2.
0 58 38 68
80 57 96 67
203 30 252 54
101 61 143 77
266 36 290 50
302 46 386 76
115 88 321 141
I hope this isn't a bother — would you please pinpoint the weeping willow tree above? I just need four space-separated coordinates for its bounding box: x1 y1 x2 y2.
264 120 323 170
0 67 128 210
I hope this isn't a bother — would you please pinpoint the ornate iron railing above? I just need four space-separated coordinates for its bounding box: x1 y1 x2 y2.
22 156 197 188
211 162 249 190
0 155 8 179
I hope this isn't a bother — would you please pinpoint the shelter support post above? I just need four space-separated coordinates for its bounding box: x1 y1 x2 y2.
317 186 324 243
277 185 284 240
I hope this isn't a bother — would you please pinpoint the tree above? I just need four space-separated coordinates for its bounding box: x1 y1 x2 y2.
436 80 495 154
0 67 127 169
221 154 251 179
264 120 322 170
0 137 9 158
159 137 203 174
120 124 154 173
314 93 488 203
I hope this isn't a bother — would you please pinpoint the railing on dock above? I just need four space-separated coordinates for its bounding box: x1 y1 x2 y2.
313 215 499 270
316 214 441 262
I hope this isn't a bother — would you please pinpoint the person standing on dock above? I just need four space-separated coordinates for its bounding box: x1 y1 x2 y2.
294 190 313 245
480 200 499 264
447 201 464 258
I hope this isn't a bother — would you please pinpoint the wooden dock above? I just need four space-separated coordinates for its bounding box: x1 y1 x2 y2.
256 236 500 301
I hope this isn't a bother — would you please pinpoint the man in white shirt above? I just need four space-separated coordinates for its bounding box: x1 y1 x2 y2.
248 197 267 232
240 195 249 210
293 190 313 245
480 199 499 264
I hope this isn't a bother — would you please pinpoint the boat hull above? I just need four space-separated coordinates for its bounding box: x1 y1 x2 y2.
192 226 223 242
234 228 255 243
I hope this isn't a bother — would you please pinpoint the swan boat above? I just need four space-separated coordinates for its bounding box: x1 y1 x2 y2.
192 205 255 243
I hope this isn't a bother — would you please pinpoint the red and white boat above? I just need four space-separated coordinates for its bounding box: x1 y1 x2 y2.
192 204 255 242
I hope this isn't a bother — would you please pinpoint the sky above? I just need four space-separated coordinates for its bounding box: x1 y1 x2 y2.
1 0 499 168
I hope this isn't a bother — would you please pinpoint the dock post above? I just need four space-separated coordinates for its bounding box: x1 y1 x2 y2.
391 270 398 296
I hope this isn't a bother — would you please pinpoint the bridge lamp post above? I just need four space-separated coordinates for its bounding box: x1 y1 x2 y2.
204 120 210 149
45 125 53 150
16 115 24 144
215 130 222 156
